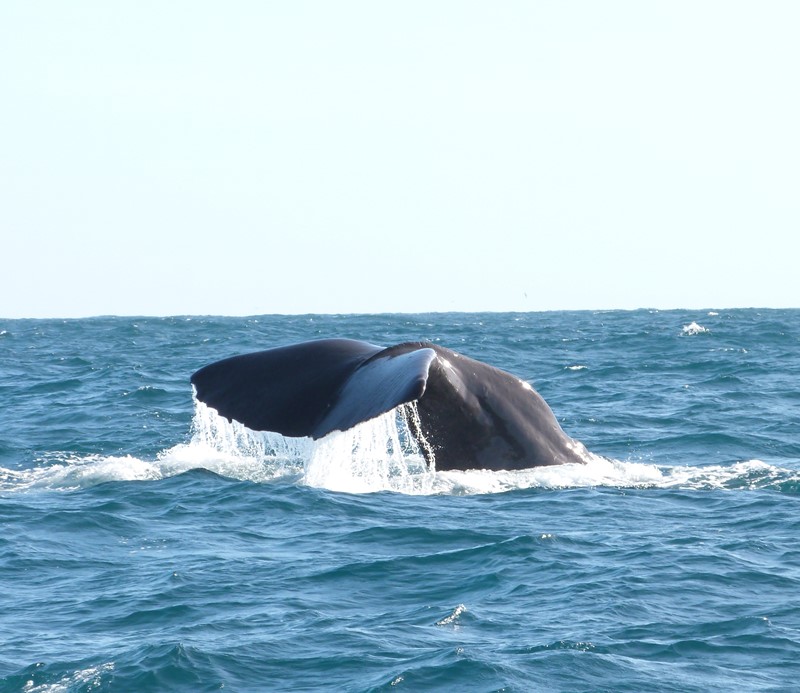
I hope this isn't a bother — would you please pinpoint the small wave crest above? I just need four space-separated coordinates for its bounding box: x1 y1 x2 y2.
682 321 711 335
2 403 798 495
435 603 467 626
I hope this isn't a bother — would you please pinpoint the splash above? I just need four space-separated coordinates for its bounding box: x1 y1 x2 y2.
1 402 798 495
0 403 308 492
303 403 433 494
167 400 310 483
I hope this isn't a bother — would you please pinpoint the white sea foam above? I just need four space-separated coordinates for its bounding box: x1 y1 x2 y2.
657 459 795 490
435 603 467 626
2 402 797 495
22 662 114 693
682 321 710 335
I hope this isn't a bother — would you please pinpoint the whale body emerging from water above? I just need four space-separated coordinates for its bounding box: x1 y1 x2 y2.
190 338 590 471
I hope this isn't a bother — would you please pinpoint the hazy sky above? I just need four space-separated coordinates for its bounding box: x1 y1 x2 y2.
2 1 798 318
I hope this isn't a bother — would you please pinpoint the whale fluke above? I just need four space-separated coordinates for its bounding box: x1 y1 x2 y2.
191 338 589 471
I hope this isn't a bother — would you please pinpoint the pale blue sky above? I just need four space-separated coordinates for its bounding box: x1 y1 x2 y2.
2 1 798 318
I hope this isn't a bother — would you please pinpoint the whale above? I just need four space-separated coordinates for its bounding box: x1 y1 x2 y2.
190 338 590 471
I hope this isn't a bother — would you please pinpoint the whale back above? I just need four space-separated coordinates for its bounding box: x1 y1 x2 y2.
411 344 585 470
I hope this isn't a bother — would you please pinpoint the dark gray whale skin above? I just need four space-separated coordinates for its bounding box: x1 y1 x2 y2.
190 338 589 471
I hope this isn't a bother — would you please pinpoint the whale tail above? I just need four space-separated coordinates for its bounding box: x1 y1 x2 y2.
190 338 436 439
191 338 587 471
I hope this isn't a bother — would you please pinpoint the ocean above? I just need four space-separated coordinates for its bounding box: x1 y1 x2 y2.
1 309 798 692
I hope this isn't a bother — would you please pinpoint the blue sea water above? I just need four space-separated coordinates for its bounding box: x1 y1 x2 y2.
1 309 799 692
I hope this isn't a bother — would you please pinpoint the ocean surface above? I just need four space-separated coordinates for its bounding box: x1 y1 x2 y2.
1 310 799 692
